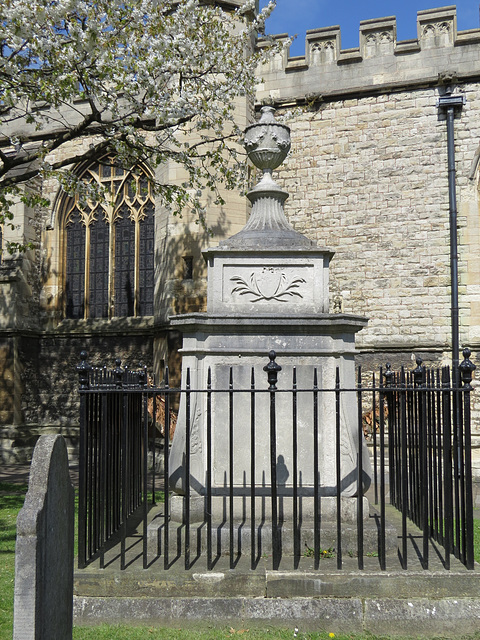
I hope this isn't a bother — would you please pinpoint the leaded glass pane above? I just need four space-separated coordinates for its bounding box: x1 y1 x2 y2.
114 205 135 317
63 156 155 320
139 202 155 316
89 216 109 318
66 211 85 319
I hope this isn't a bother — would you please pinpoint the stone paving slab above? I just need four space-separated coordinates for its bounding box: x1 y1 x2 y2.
73 498 480 636
4 459 477 636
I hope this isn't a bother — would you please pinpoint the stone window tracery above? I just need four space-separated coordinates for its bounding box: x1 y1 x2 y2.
62 156 155 319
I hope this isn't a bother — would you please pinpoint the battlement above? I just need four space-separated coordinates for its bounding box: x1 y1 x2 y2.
257 6 480 104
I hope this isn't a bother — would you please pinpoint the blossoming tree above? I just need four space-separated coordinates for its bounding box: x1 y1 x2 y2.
0 0 275 251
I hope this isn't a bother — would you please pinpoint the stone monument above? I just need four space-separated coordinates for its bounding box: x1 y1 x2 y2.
169 107 371 534
13 434 74 639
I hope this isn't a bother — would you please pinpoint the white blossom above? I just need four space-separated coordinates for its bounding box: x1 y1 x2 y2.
0 0 278 229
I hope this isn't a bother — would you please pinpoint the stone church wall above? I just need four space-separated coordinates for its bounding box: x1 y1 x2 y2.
255 6 480 362
2 5 480 462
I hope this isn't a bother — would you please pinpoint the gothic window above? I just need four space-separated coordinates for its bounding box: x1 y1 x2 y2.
63 156 155 319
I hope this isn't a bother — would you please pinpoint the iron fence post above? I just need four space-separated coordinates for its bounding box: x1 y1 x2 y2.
292 367 299 564
77 351 91 569
378 367 386 570
250 367 256 570
400 367 408 569
442 366 453 569
335 367 342 569
207 367 213 569
414 357 428 568
229 367 234 569
264 350 281 570
383 363 394 506
459 348 476 569
357 366 364 569
163 367 170 570
185 368 191 570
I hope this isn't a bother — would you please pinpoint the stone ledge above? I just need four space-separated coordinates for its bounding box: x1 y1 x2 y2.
74 562 480 601
72 594 480 637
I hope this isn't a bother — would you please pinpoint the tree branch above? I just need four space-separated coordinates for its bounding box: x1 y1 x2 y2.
0 138 114 189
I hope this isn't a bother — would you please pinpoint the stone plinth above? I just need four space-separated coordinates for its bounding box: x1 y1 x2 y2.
204 247 333 316
168 312 370 505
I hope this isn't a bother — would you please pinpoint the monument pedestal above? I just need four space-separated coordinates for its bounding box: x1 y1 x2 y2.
168 106 372 540
169 313 370 504
151 495 399 557
170 494 370 524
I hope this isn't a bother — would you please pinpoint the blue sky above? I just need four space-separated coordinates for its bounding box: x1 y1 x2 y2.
259 1 479 55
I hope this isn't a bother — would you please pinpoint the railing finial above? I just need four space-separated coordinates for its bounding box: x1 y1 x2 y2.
383 362 393 387
114 358 124 388
264 350 282 390
460 347 476 389
413 355 424 386
77 350 91 389
138 363 148 387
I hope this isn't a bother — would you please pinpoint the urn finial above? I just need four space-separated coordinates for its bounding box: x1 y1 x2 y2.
219 107 316 249
244 106 291 174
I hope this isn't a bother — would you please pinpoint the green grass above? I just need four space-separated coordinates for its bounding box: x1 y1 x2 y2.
72 628 457 640
475 519 480 561
2 482 480 640
73 628 351 639
70 627 480 639
0 483 28 640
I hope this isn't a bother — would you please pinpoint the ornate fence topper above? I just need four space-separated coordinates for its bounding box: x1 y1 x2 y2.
76 349 476 573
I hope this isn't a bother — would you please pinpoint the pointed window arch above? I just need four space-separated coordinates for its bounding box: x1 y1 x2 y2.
62 155 155 319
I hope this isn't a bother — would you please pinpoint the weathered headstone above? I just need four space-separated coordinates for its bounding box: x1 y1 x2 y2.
13 434 74 640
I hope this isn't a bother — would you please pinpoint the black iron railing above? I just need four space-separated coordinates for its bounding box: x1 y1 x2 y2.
77 349 476 571
384 349 476 569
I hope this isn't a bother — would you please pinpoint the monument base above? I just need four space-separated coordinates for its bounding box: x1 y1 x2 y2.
149 496 397 557
170 494 369 524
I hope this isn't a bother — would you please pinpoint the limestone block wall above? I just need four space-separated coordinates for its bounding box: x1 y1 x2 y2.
273 86 473 353
256 6 480 363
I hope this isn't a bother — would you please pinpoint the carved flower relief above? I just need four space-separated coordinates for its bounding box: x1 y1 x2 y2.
230 268 306 303
271 130 290 151
244 128 266 152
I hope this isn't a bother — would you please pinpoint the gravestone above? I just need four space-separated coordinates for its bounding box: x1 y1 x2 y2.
13 434 74 640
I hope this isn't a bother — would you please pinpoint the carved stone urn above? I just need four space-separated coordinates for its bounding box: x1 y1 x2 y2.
244 105 291 173
221 106 315 248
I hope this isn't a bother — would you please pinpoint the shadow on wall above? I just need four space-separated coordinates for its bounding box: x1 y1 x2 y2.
156 203 234 319
0 341 14 423
155 203 236 392
19 332 154 427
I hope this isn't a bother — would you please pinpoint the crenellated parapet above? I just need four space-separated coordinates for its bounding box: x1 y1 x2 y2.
257 6 480 104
